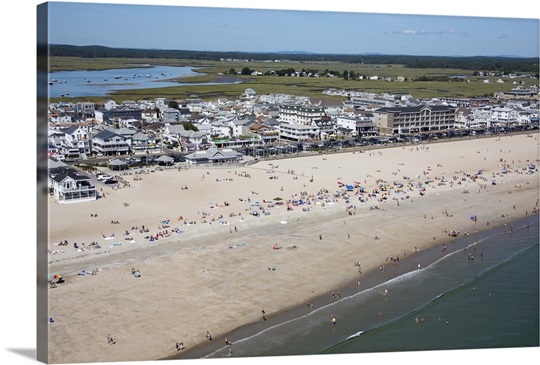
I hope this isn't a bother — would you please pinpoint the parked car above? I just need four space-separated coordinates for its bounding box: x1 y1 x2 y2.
97 174 112 181
103 179 118 185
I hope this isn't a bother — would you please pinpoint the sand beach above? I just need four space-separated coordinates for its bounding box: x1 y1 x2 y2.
46 134 539 363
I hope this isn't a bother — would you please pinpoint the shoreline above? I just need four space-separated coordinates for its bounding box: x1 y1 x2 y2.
46 134 540 363
165 214 539 360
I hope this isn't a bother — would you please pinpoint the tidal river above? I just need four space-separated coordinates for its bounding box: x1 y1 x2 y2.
48 64 238 98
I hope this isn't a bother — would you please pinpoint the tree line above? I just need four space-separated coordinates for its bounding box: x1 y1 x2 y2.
49 44 539 73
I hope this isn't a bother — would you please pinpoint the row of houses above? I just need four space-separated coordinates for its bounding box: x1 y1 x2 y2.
47 86 538 205
48 143 244 204
48 86 539 158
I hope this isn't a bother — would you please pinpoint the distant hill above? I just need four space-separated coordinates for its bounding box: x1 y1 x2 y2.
48 44 539 73
274 51 317 55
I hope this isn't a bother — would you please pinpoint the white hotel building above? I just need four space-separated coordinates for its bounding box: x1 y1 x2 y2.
279 123 320 141
277 105 328 141
278 105 326 125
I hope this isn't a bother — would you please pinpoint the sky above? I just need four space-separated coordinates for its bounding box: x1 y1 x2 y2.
45 0 539 58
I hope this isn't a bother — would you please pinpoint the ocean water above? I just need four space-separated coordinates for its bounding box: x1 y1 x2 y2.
203 217 539 358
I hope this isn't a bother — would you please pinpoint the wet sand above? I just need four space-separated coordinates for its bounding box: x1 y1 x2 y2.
167 215 538 359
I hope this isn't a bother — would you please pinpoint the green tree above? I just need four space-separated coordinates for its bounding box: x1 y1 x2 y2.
182 122 198 131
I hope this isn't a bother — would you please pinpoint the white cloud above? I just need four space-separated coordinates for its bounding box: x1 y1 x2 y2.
385 29 467 37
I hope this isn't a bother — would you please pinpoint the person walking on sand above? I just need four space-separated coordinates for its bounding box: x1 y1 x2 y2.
107 334 116 345
206 331 213 341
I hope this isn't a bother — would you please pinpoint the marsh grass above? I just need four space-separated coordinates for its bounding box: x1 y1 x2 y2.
48 57 536 102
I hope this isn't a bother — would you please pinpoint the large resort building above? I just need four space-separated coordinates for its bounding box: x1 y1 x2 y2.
373 105 457 135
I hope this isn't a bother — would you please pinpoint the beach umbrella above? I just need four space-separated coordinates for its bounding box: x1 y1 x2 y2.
273 197 283 201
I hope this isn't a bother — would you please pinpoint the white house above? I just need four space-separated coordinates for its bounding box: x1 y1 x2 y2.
163 124 209 151
59 125 92 157
469 108 493 129
49 164 97 203
130 132 155 152
313 118 335 140
92 130 130 156
228 117 255 137
490 107 519 125
210 120 231 138
243 88 257 98
49 113 73 125
104 99 119 110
